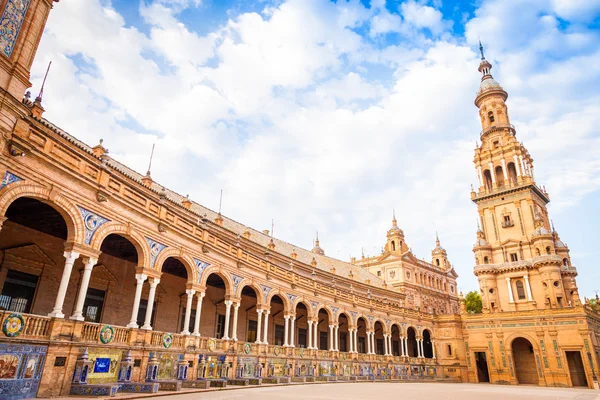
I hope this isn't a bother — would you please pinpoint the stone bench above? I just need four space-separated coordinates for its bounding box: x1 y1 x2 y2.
248 378 262 385
158 380 183 391
70 384 119 397
209 379 227 388
262 376 291 384
228 378 249 386
182 380 211 389
119 382 160 394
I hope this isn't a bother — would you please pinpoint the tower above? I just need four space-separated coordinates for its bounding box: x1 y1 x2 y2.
431 233 450 270
471 44 578 313
385 211 407 254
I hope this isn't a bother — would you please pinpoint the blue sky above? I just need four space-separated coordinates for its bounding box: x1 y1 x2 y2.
31 0 600 297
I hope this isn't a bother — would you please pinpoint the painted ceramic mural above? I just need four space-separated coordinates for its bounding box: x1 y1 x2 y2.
0 344 47 400
86 348 121 384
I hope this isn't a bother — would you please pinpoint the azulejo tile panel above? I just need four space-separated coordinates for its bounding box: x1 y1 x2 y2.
0 343 47 400
0 0 31 58
0 171 22 188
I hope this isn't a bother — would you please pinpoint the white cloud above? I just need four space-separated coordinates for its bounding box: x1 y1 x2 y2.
31 0 600 297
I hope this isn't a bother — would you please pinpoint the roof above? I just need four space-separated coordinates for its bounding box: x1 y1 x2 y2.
41 118 384 286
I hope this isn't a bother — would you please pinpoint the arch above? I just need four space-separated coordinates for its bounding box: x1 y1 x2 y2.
391 241 396 251
0 182 84 244
563 258 569 267
291 297 314 317
199 267 233 297
487 110 495 123
422 329 434 358
265 290 291 312
89 221 151 267
483 256 489 264
545 246 551 255
372 318 388 333
495 166 504 187
154 249 196 283
483 169 493 190
406 326 418 357
511 337 539 385
314 305 334 322
507 162 518 185
236 279 265 305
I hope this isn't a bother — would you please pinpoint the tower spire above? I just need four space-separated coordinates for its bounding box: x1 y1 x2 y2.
479 39 485 60
392 209 397 227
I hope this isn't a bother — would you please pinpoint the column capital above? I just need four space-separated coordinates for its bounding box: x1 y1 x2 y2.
149 277 161 288
257 308 264 315
195 290 205 299
186 288 196 296
81 257 97 269
135 273 148 283
233 301 240 309
224 299 233 306
63 251 80 262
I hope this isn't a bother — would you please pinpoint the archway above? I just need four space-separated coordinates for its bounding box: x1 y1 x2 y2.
155 257 190 333
338 312 350 352
507 162 518 185
317 308 330 350
294 301 310 348
96 233 142 327
407 327 418 357
268 294 286 346
0 197 70 315
391 324 401 356
512 337 538 384
201 273 228 339
495 166 505 187
238 285 260 343
483 169 492 190
374 321 384 355
423 329 433 358
357 317 367 353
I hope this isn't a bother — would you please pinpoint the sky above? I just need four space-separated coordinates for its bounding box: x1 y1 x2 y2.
30 0 600 296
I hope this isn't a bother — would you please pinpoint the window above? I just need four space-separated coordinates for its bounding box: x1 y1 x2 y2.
0 270 39 313
535 248 541 256
510 253 518 262
358 337 366 353
436 259 440 267
503 215 514 227
298 328 307 348
216 314 226 338
391 241 396 251
275 324 285 346
488 111 495 123
447 344 452 356
546 246 551 255
320 331 328 350
83 288 105 323
247 320 258 342
179 305 197 332
515 280 526 300
406 272 411 280
450 285 455 293
376 338 384 355
563 258 569 267
377 271 381 277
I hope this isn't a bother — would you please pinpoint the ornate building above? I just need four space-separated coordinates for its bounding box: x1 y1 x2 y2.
353 214 459 315
0 2 597 398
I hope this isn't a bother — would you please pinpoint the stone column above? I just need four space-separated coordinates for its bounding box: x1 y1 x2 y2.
231 302 240 341
256 309 264 344
181 289 196 335
348 329 354 353
432 340 436 359
519 155 526 176
283 315 290 347
366 332 371 354
383 334 388 355
307 321 313 349
477 166 483 187
49 251 80 318
524 275 533 301
372 332 376 355
314 321 319 350
222 300 232 340
513 155 521 176
127 273 147 328
489 162 496 184
328 325 334 351
400 337 406 356
142 277 160 330
334 325 339 351
354 330 358 353
501 158 508 181
506 277 514 303
192 292 204 336
262 310 270 344
70 257 97 321
290 315 296 348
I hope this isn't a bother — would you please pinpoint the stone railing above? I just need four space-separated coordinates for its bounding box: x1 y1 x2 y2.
0 311 51 339
80 322 130 344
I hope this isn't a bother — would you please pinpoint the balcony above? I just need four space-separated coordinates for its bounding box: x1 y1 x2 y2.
474 255 567 274
472 178 550 203
479 123 515 138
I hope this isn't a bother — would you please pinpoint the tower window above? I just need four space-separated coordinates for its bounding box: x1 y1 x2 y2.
377 271 381 277
483 256 489 264
488 111 495 123
515 280 526 300
546 246 551 255
436 259 440 267
391 241 396 251
510 253 518 262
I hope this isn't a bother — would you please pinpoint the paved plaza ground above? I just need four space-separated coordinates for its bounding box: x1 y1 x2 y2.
143 383 600 400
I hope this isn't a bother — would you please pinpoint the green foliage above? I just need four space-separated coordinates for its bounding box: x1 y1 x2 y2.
465 290 483 314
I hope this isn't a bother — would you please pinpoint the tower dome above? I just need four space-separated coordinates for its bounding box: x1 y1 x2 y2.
475 41 507 107
311 232 325 256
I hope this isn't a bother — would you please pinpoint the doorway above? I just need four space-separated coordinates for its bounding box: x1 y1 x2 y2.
475 352 490 383
566 351 588 387
512 337 538 384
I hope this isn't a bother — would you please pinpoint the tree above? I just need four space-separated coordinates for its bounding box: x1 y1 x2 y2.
465 291 482 314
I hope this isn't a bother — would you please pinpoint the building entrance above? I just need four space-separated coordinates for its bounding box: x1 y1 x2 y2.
475 352 490 383
566 351 588 387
